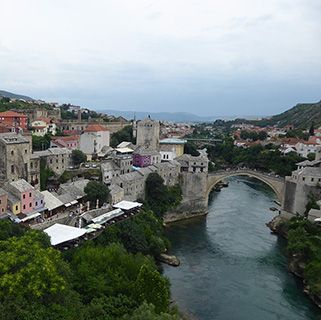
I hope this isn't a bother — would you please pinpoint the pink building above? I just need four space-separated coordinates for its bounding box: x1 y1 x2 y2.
132 147 161 168
51 135 80 150
7 179 35 214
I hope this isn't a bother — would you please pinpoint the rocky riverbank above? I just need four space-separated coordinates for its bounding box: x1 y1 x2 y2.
267 214 321 309
158 253 180 267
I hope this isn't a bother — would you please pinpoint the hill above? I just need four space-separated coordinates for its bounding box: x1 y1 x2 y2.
252 101 321 129
0 90 35 101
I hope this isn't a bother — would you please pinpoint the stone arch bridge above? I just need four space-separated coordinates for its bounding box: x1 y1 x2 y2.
207 170 285 203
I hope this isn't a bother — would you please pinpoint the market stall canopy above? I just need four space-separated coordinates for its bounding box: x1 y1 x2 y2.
44 223 87 246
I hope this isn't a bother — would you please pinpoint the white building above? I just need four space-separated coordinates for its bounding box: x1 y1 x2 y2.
31 118 57 136
79 123 110 156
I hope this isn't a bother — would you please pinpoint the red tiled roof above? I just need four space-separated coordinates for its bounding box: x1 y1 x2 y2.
84 123 109 132
0 110 27 117
34 117 52 124
52 135 80 142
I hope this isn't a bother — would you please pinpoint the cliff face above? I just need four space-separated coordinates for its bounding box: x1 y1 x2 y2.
267 215 321 308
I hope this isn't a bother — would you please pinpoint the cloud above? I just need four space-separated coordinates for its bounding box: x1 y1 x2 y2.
0 0 320 116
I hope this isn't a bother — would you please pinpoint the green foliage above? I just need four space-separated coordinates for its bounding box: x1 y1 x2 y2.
0 220 27 240
84 181 109 207
305 193 320 216
71 149 87 166
285 217 321 296
240 130 267 141
122 303 179 320
110 125 135 147
184 142 200 156
32 133 51 151
95 209 169 257
285 129 309 140
307 153 316 161
134 264 170 313
145 173 182 216
206 140 304 176
0 231 67 300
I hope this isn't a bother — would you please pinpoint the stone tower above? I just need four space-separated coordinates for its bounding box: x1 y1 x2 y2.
136 116 160 150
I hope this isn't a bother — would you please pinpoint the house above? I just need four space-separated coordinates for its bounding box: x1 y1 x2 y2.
5 179 35 214
108 184 125 205
0 110 28 129
101 161 121 184
51 135 80 150
79 123 110 157
33 147 72 175
175 154 208 173
31 118 57 136
159 138 186 161
133 146 161 168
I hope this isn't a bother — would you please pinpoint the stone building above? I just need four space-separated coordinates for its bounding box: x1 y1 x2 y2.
136 117 160 150
0 133 33 183
33 147 72 176
101 160 121 185
0 188 8 214
133 146 161 168
79 123 110 157
30 154 41 189
108 184 125 205
159 138 186 161
283 155 321 215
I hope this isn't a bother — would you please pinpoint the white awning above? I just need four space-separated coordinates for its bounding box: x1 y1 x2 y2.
44 223 87 246
113 200 143 211
70 200 78 205
20 212 41 222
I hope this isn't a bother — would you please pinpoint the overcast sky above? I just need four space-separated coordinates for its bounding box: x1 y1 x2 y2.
0 0 320 117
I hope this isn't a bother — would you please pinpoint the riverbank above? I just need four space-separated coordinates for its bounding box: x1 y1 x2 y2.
267 214 321 309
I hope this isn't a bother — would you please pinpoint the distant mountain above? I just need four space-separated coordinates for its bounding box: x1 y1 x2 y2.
252 101 321 129
101 109 217 122
0 90 35 101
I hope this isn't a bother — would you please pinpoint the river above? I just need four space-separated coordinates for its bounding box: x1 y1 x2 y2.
163 177 320 320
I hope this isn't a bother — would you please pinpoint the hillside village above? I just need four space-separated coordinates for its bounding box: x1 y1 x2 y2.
0 95 198 246
1 93 321 247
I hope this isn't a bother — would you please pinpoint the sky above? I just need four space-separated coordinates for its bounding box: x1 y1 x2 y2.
0 0 321 117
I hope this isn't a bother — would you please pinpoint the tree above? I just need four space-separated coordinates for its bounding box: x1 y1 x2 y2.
84 181 109 207
110 125 135 148
184 142 200 156
309 121 315 136
32 133 51 151
71 149 87 166
145 173 182 216
258 131 268 141
0 220 27 240
0 231 68 301
122 302 179 320
134 264 170 313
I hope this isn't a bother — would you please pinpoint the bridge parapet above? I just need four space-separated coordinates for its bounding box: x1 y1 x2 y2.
207 169 285 203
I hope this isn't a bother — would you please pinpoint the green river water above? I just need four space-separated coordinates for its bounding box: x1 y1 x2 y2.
163 177 320 320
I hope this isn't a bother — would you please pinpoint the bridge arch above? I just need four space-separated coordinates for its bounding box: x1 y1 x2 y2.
206 170 284 203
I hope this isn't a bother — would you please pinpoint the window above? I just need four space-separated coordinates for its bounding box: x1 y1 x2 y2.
302 177 305 181
15 205 18 211
25 149 27 154
29 203 32 207
311 178 314 182
29 192 31 197
23 205 26 210
35 201 38 206
11 150 14 156
23 194 26 199
11 165 14 174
